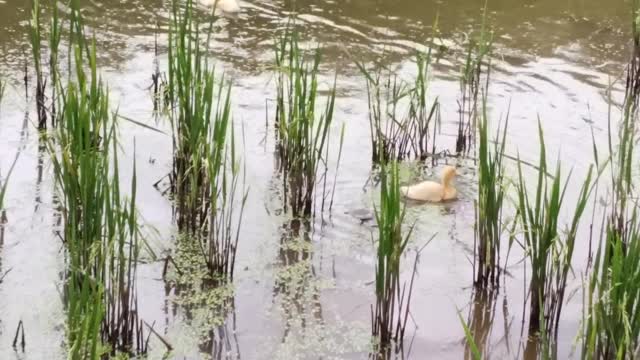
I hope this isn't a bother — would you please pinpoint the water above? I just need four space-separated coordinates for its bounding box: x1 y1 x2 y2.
0 0 631 358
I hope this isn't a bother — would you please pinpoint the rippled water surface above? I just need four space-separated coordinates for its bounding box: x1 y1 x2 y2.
0 0 633 358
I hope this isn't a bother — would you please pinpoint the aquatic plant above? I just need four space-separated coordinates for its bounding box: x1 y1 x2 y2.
0 79 9 244
371 162 417 356
458 309 483 360
474 98 509 289
515 124 593 350
163 235 236 348
28 0 48 129
356 47 439 164
167 0 247 280
49 3 146 356
273 25 338 218
580 5 640 356
0 161 13 214
273 218 324 343
49 0 62 126
582 205 640 359
0 78 5 106
456 1 492 157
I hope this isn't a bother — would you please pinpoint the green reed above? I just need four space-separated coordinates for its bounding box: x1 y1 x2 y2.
458 309 483 360
582 206 640 359
356 46 439 164
580 4 640 356
49 2 145 357
515 123 593 347
167 0 247 280
474 97 508 289
0 78 8 240
28 0 48 129
0 158 14 214
0 78 5 105
457 1 492 157
273 25 338 217
49 0 61 126
371 162 416 356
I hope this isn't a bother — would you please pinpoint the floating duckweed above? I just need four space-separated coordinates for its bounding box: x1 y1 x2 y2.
166 237 235 340
271 317 370 359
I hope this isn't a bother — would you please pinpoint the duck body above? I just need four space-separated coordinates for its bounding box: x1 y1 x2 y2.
400 166 458 202
401 181 456 202
198 0 240 13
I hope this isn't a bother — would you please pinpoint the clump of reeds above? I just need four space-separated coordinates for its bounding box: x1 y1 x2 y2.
582 206 640 359
473 98 508 289
356 47 440 164
515 124 593 350
167 0 247 281
580 4 640 356
28 0 48 129
48 2 146 356
273 25 338 218
371 162 417 357
456 2 492 157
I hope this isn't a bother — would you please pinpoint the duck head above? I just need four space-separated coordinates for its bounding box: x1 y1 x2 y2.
441 166 457 187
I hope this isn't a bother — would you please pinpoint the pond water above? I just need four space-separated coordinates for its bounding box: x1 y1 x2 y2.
0 0 632 358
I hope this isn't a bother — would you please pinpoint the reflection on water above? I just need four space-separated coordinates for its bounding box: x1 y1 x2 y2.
0 0 631 73
0 0 634 358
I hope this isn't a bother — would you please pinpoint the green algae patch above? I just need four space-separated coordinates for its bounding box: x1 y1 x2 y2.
165 237 235 339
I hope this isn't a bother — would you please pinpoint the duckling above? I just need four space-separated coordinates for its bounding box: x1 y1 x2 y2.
198 0 241 13
400 166 458 202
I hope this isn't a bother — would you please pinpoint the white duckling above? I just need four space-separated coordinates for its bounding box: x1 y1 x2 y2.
198 0 241 13
400 166 458 202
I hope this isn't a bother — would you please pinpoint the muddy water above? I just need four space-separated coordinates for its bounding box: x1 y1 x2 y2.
0 0 631 358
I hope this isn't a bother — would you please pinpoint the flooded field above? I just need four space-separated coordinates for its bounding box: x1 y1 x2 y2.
0 0 637 359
